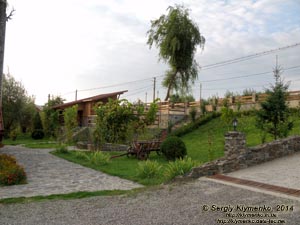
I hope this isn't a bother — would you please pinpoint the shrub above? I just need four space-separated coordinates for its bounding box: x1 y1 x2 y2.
33 112 43 130
164 157 198 180
161 136 187 160
0 154 27 186
55 145 69 154
0 154 16 168
9 129 18 141
89 151 110 166
171 112 221 137
189 107 197 123
137 160 162 179
31 129 45 140
74 151 90 161
64 105 78 143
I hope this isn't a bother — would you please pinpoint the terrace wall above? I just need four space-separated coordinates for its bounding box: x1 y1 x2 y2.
184 132 300 179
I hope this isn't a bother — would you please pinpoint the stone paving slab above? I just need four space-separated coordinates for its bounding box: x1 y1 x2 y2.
0 146 142 199
226 151 300 190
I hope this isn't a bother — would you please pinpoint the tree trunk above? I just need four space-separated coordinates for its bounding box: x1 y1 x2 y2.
164 82 172 101
0 0 7 142
164 70 178 101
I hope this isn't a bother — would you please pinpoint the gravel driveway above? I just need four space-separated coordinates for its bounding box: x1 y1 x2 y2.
1 179 300 225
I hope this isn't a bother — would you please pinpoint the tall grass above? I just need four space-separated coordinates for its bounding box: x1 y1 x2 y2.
137 160 162 179
89 151 111 166
74 151 90 161
54 145 69 154
164 157 199 180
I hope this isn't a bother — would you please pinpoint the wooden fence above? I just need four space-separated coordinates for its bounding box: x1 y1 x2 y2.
143 90 300 128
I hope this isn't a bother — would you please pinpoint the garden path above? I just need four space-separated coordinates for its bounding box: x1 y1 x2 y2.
208 151 300 198
0 146 142 199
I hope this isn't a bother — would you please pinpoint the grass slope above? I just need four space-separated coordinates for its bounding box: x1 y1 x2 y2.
181 112 300 164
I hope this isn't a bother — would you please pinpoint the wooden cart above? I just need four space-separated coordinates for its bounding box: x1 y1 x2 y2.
126 140 162 160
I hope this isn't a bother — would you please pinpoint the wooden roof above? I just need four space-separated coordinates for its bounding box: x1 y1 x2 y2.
52 90 128 110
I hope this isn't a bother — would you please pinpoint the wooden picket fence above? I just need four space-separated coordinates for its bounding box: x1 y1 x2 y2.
145 90 300 117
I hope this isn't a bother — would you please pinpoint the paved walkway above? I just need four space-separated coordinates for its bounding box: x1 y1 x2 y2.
227 151 300 189
208 152 300 199
0 146 142 199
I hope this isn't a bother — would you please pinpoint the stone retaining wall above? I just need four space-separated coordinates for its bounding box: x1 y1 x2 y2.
76 142 129 151
101 143 129 151
186 132 300 179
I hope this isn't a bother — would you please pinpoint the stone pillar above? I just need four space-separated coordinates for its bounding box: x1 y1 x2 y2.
252 93 257 103
224 131 247 159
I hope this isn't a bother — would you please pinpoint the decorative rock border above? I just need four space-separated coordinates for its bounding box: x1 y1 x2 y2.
185 132 300 179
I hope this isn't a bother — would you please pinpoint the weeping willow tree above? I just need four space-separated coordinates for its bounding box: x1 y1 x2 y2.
147 5 205 101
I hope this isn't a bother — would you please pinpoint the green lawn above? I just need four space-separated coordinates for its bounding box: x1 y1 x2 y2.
53 150 170 186
3 133 59 149
181 112 300 163
0 189 141 204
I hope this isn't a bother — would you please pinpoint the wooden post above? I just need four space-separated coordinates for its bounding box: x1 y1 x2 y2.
0 0 8 143
153 77 156 102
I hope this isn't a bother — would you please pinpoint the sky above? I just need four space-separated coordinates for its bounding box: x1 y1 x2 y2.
3 0 300 105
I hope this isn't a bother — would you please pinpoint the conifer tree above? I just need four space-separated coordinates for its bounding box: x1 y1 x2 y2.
256 65 293 140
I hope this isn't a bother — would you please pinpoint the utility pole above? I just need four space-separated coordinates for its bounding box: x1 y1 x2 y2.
75 90 78 101
0 0 7 144
145 92 147 103
153 77 156 102
199 83 202 103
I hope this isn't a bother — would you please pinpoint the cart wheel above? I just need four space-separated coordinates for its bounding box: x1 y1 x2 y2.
138 151 148 160
126 146 134 158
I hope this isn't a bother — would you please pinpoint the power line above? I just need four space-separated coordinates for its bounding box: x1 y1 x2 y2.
194 76 300 94
200 42 300 70
78 77 152 92
197 65 300 83
61 43 300 97
122 85 153 97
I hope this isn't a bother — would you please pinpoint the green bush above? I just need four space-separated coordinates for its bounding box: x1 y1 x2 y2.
89 151 110 166
161 136 187 160
0 154 27 186
33 112 43 130
189 107 197 122
137 160 162 179
9 129 18 141
31 129 45 140
74 151 90 161
55 145 69 154
164 157 198 180
171 112 220 137
0 154 16 168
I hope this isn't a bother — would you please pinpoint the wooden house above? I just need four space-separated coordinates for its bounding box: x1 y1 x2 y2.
52 90 127 127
